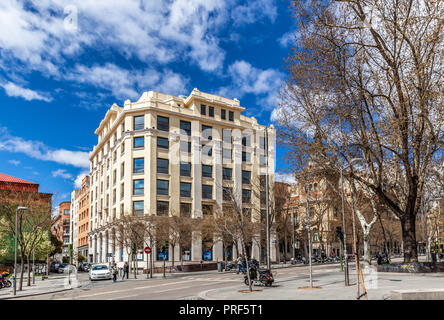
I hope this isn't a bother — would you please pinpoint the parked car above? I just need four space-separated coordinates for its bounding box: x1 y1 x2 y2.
89 264 111 281
57 263 68 273
78 263 90 272
50 262 61 273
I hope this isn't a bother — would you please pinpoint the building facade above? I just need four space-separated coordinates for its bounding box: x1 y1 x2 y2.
88 88 276 267
56 202 71 259
78 176 90 262
70 190 80 264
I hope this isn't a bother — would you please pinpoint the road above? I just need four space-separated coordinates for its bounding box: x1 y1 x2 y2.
15 262 349 300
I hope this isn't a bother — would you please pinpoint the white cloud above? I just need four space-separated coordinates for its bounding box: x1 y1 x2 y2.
8 159 20 166
66 63 189 101
278 30 296 47
0 128 89 168
231 0 278 26
218 60 284 109
0 81 52 102
275 172 297 185
74 170 89 189
52 169 73 180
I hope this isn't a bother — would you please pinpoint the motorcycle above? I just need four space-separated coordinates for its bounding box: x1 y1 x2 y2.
243 260 274 287
376 253 390 265
0 273 12 289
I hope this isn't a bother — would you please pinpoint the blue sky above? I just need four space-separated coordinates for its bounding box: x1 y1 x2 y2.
0 0 297 209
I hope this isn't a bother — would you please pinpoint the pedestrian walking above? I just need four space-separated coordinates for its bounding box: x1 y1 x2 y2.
112 263 118 282
122 262 129 280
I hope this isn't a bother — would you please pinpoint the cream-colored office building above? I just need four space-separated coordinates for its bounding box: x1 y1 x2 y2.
88 88 276 266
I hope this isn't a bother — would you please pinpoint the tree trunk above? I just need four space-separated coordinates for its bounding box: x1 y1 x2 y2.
283 230 288 263
171 244 175 267
363 231 372 266
19 254 25 291
27 255 31 286
401 214 418 262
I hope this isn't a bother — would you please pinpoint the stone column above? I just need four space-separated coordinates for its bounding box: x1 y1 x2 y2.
270 228 277 262
93 236 97 263
191 231 202 262
213 233 224 261
252 232 261 261
232 241 238 260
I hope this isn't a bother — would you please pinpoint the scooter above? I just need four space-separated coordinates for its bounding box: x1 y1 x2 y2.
243 265 274 287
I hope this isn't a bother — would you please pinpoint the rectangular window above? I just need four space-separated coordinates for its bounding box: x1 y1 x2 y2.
242 170 251 184
180 120 191 136
157 137 169 149
202 125 213 140
209 106 214 117
222 129 232 144
134 116 144 130
157 158 169 174
157 179 169 195
180 162 191 177
134 136 144 148
222 148 232 160
242 189 251 203
157 116 169 132
133 201 144 216
223 167 232 180
223 187 232 201
242 134 250 147
201 104 206 115
180 203 191 218
121 162 125 178
260 154 267 166
202 144 212 157
121 141 125 154
157 201 169 216
202 165 213 178
133 179 144 195
260 136 266 150
221 109 226 120
180 182 192 197
202 185 213 199
229 111 234 121
242 151 251 163
133 158 144 173
180 141 191 154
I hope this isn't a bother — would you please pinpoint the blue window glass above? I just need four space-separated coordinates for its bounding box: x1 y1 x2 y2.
157 179 169 195
133 158 144 173
180 182 191 197
134 137 144 148
133 179 144 195
157 137 169 149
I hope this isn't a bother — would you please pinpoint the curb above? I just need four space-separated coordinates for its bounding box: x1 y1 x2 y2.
0 287 73 300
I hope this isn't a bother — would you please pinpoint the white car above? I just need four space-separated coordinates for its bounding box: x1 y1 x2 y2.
89 264 112 281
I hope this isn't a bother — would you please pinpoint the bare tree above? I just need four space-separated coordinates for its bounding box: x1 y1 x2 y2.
0 190 51 290
275 0 444 262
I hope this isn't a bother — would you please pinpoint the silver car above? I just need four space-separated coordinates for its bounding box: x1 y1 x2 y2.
89 264 111 281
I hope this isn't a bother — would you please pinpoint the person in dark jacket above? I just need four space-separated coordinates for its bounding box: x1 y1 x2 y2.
122 262 129 280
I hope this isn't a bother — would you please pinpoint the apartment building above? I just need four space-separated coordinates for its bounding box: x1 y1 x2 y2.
78 176 90 262
70 190 80 264
88 88 276 266
56 201 71 258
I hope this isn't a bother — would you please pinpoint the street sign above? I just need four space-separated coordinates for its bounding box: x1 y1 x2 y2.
144 246 151 254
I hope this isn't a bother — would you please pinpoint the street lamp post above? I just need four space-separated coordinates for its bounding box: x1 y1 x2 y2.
305 184 313 288
340 167 349 286
13 206 28 296
265 127 271 270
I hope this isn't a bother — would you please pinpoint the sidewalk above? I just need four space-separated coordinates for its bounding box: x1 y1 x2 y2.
0 275 80 300
198 268 444 300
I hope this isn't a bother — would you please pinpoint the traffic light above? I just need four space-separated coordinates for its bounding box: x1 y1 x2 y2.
336 226 343 241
